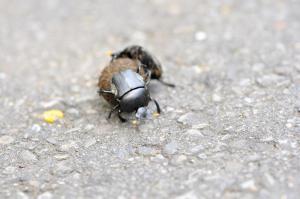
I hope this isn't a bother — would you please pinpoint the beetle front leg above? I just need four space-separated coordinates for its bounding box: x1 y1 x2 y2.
110 53 118 61
144 67 152 85
98 89 115 96
157 79 175 87
108 104 119 119
150 98 161 114
118 110 127 122
111 50 123 62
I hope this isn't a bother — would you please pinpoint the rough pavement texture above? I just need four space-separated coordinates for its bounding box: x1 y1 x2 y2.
0 0 300 198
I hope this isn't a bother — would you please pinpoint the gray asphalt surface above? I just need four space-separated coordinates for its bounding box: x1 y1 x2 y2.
0 0 300 198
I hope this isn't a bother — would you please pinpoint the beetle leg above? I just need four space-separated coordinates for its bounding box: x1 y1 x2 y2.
136 62 142 74
145 68 152 85
108 104 119 119
157 79 175 87
118 110 127 122
98 89 114 96
110 51 120 62
150 98 161 114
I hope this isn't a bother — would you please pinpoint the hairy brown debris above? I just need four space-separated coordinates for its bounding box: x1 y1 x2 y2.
98 58 147 105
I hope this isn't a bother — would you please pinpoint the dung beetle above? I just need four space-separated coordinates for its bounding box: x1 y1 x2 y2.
98 45 173 122
98 58 160 122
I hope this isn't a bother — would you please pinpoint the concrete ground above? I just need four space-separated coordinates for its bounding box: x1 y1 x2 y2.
0 0 299 198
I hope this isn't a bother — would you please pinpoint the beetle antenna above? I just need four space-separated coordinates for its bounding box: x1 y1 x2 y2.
108 104 119 119
150 98 161 114
158 79 175 87
118 110 127 122
99 89 115 95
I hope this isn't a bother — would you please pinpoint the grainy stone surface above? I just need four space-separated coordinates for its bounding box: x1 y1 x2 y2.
0 0 299 198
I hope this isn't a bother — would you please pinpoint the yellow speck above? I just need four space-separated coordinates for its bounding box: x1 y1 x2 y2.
153 112 160 117
105 50 113 57
43 109 64 123
131 120 139 126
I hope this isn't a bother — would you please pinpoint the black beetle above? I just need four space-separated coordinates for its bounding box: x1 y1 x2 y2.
98 45 173 122
98 58 160 122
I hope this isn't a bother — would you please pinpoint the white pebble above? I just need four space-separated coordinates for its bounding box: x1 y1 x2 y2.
195 31 207 41
20 150 37 161
0 72 7 79
185 129 203 137
175 191 198 199
212 93 222 102
138 146 157 156
163 141 178 155
241 179 257 191
192 123 209 129
31 124 41 132
37 192 53 199
84 124 95 131
54 154 69 160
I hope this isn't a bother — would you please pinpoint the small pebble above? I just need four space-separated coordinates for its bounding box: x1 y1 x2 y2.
175 191 198 199
252 63 265 72
163 141 178 155
170 155 187 165
177 113 201 126
212 93 222 102
31 124 41 132
115 148 130 159
195 31 207 41
197 153 207 159
46 137 58 145
192 123 209 129
66 108 80 118
0 72 7 79
256 74 287 87
40 99 64 109
84 124 95 131
286 123 293 128
244 97 253 103
70 85 80 92
240 179 257 191
3 166 16 174
16 191 29 199
239 78 252 86
185 129 203 137
137 146 157 156
136 107 151 119
20 150 37 161
37 192 53 199
54 154 69 160
150 154 166 163
132 31 147 41
52 161 74 176
59 141 77 152
0 135 15 145
189 145 205 154
264 173 275 186
131 120 139 126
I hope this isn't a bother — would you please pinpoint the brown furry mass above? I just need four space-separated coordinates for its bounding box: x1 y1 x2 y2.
98 58 147 105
